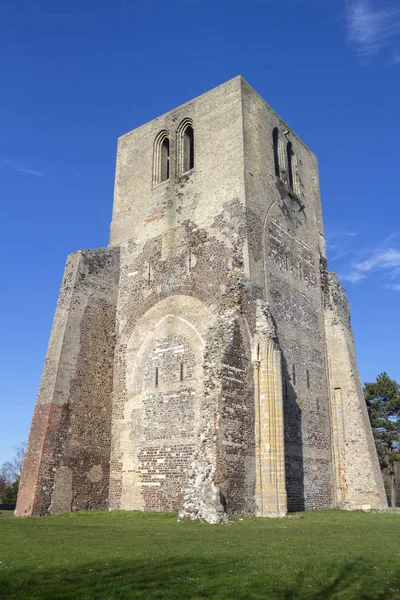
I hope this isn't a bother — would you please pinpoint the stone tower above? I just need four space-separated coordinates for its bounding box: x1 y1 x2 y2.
16 77 387 521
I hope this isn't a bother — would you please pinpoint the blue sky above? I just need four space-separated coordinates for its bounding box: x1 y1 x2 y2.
1 0 400 465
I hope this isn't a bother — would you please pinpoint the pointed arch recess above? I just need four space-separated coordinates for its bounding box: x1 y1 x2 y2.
153 130 170 186
177 118 194 175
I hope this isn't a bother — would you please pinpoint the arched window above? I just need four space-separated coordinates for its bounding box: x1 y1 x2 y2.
153 130 170 186
273 128 280 177
161 138 170 181
177 118 194 174
286 142 300 196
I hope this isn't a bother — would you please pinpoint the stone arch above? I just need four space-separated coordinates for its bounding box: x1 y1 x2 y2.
119 287 215 349
153 130 170 186
111 295 213 512
176 118 194 175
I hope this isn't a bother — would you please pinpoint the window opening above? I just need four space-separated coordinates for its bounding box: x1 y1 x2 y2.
306 369 310 389
273 128 280 177
183 126 194 171
155 367 159 387
161 137 170 182
177 119 194 175
292 364 296 385
180 362 184 382
153 130 170 186
287 142 294 190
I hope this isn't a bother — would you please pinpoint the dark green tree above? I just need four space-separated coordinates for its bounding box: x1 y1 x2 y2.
0 473 6 503
1 480 19 505
364 372 400 507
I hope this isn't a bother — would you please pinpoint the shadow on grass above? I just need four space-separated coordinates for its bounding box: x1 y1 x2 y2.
1 556 399 600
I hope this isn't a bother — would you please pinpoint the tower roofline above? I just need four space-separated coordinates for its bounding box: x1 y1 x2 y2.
118 75 315 156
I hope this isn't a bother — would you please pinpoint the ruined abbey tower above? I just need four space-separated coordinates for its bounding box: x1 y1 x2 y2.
16 77 387 521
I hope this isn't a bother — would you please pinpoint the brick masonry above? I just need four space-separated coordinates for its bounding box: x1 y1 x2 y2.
16 77 387 520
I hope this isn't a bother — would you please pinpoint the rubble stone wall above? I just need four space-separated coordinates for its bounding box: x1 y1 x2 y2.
16 248 119 516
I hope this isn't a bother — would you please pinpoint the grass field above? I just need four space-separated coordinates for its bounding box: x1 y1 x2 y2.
0 510 399 600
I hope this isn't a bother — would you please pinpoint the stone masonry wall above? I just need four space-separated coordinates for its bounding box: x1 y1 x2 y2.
16 248 119 516
241 80 333 511
108 77 253 514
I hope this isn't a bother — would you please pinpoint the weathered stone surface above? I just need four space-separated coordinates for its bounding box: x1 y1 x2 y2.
16 76 387 521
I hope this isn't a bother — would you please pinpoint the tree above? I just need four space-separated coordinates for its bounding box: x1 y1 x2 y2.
1 480 19 504
0 473 6 503
364 373 400 508
0 442 26 505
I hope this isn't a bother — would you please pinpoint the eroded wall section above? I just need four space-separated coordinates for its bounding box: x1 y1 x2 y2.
324 270 387 510
16 248 119 516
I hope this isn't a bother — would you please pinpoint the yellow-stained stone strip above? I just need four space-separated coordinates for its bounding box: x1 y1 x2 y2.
254 337 287 517
331 387 346 506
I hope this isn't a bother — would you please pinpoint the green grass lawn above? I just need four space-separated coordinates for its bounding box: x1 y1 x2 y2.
0 510 399 600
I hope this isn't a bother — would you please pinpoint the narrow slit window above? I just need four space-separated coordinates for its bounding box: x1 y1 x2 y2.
273 128 280 177
155 367 159 387
161 138 170 182
292 364 296 385
183 126 194 171
153 130 170 186
306 369 310 389
287 142 294 190
180 362 184 381
177 119 194 175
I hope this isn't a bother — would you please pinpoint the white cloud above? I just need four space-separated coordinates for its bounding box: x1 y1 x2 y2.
338 271 366 283
330 250 351 262
346 0 400 60
0 159 43 177
353 249 400 272
385 283 400 290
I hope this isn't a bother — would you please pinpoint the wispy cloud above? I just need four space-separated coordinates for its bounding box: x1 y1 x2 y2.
339 245 400 287
338 271 367 283
0 159 43 177
346 0 400 61
354 249 400 272
326 229 359 262
327 228 400 289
